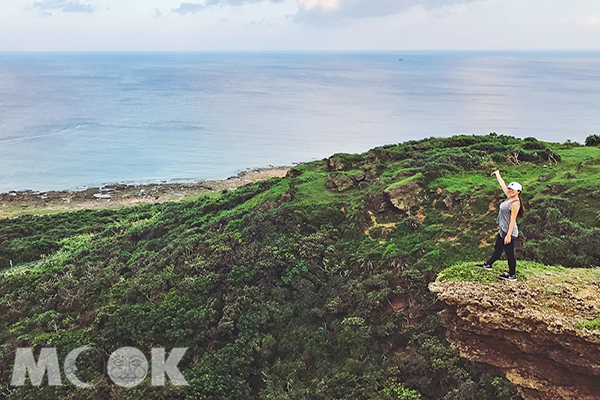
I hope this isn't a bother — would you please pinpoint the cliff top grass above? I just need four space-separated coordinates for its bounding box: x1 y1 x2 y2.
436 260 600 285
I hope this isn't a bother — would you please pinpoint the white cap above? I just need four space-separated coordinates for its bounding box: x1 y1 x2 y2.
507 181 522 192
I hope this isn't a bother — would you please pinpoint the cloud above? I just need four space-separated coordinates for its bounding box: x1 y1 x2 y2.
172 0 285 15
31 0 95 14
248 18 273 26
205 0 285 5
579 15 600 28
293 0 485 25
172 3 206 14
431 3 469 18
170 0 482 22
154 8 163 18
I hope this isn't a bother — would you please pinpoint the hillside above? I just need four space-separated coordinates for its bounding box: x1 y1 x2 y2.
1 133 599 399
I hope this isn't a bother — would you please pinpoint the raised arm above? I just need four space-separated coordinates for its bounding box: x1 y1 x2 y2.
492 170 509 197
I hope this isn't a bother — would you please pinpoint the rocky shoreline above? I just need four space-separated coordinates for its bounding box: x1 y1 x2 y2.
0 166 291 218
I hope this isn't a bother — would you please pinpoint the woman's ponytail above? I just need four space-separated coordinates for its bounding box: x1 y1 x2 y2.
517 192 525 219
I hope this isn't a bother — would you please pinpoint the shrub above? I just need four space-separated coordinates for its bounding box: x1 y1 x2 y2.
375 382 423 399
585 134 600 146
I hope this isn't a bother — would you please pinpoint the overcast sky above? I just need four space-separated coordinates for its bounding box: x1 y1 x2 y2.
2 0 600 51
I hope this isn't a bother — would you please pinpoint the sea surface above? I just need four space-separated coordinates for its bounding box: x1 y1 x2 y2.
1 51 599 192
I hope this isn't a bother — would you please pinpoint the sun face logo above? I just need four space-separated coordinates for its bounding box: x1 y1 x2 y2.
107 347 148 387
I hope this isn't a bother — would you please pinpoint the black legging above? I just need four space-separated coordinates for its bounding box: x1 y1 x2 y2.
486 232 516 275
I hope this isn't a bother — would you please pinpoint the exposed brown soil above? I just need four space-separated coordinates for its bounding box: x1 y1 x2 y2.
429 277 600 400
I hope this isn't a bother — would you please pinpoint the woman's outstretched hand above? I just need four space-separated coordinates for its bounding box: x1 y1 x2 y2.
491 170 500 176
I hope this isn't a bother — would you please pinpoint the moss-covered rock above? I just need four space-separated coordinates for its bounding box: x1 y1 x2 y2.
325 172 355 192
383 175 425 213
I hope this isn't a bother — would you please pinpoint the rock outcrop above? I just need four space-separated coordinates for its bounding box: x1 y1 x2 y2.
429 273 600 400
326 173 355 192
325 156 346 172
384 178 425 213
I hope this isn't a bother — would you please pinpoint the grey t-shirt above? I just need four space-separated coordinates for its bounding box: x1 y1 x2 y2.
497 198 519 237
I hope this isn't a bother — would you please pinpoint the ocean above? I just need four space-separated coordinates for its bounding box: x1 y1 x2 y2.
0 51 599 192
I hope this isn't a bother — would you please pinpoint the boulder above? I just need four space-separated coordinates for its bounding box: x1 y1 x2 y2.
286 168 303 178
366 153 380 164
353 172 365 182
384 179 424 212
325 156 345 172
326 173 355 192
363 166 379 181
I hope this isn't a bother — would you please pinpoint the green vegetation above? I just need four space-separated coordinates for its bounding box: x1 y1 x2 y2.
585 134 600 147
434 261 592 285
576 317 600 330
1 133 598 399
385 173 423 191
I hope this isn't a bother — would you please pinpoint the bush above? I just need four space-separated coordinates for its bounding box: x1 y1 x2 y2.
375 382 423 399
585 134 600 146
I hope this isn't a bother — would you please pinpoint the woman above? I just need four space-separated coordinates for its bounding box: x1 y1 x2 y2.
475 170 524 281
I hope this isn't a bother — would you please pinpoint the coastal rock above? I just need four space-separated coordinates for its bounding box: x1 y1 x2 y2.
325 156 345 172
363 192 389 213
433 188 454 210
429 279 600 400
326 173 355 192
366 152 380 164
353 172 365 182
363 165 381 181
384 179 424 213
286 168 303 178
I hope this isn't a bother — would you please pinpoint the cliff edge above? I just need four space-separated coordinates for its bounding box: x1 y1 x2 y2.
429 262 600 400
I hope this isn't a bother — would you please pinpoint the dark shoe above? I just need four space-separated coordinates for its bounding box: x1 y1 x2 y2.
475 262 493 270
498 272 517 281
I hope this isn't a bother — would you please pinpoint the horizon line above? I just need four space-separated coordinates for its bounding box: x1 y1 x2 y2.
2 49 600 53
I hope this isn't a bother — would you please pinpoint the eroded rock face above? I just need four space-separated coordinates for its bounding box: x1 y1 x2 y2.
429 279 600 400
326 156 345 172
326 173 355 192
384 179 424 213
